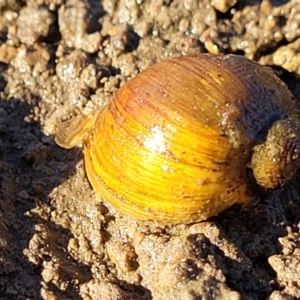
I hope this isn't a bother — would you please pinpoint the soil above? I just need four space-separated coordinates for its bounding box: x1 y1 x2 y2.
1 0 300 299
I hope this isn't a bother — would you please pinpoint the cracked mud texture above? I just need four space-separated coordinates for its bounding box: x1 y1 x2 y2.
1 0 300 299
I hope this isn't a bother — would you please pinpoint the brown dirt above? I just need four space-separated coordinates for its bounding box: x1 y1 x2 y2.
1 0 300 299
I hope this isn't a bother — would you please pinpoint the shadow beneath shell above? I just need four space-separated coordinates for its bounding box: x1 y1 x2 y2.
193 174 300 299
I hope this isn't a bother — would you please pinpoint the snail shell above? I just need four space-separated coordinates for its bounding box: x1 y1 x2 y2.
55 54 300 224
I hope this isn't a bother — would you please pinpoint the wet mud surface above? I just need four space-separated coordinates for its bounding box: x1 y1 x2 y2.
1 0 300 299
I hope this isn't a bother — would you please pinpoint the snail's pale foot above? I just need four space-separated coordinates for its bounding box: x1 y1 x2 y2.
251 119 300 189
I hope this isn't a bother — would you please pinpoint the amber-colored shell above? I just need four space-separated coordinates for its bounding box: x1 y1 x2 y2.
55 54 300 224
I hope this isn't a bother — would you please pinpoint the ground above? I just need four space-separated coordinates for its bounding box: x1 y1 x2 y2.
1 0 300 299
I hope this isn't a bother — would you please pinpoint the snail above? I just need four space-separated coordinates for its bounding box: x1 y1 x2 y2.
55 54 300 224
